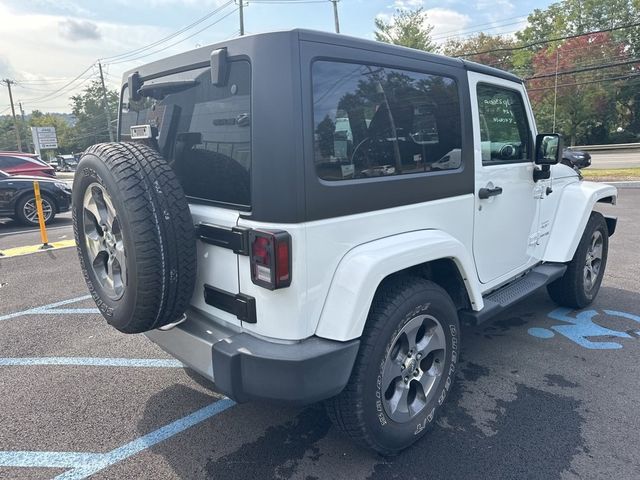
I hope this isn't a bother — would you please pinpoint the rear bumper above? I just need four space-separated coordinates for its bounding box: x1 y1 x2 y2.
145 308 359 405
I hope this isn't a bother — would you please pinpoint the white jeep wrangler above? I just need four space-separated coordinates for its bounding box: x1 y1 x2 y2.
73 30 617 454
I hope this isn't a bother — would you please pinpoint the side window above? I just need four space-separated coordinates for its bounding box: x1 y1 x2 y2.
476 84 531 165
312 61 462 181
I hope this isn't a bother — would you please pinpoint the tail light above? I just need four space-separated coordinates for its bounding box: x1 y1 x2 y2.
249 230 292 290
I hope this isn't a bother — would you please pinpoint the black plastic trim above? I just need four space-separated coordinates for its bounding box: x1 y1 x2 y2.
204 284 257 323
196 223 250 255
459 263 567 325
212 333 360 404
604 215 617 237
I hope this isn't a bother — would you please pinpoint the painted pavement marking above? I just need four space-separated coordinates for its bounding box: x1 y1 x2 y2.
0 239 76 258
0 357 184 368
0 295 98 322
528 308 640 349
0 399 236 479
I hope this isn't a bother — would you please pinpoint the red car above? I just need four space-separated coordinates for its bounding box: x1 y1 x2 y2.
0 152 56 178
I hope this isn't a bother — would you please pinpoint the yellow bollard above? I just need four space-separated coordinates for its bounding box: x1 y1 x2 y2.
33 181 52 250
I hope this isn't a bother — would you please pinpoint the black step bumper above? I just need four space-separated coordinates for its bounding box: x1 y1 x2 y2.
213 333 359 405
145 309 359 406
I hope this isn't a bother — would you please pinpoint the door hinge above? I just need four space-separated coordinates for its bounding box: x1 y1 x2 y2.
196 223 251 255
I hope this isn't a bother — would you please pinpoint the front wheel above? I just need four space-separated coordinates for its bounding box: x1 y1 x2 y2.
16 194 56 226
325 277 460 455
547 211 609 308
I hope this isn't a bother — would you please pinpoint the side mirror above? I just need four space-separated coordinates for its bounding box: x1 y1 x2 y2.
535 133 563 165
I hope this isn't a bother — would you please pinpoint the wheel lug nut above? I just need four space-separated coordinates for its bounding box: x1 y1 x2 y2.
413 370 419 376
417 353 422 359
404 377 409 383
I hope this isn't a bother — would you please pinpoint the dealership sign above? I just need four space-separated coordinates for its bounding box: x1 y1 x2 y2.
31 126 58 153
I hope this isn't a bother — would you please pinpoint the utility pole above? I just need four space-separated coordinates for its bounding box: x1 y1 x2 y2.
97 61 115 142
18 101 32 153
2 79 23 151
330 0 340 34
238 0 245 36
552 49 559 133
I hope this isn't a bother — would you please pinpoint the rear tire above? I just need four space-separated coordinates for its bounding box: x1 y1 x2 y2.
547 211 609 309
325 276 460 455
72 142 197 333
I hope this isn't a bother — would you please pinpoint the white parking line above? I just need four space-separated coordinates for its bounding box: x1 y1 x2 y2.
0 295 97 322
0 357 184 367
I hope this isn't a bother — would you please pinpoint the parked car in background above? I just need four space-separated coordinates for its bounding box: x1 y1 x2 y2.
0 152 56 178
0 169 71 225
562 148 591 169
56 154 78 172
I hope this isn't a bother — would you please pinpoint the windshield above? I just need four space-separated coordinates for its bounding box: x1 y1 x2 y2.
119 61 252 208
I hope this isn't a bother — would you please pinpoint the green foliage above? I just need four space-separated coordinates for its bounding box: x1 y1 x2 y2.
442 33 517 70
71 80 118 151
0 80 118 154
374 8 437 52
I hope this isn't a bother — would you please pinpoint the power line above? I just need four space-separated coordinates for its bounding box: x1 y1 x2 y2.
106 6 238 65
527 73 640 92
15 64 96 103
101 1 234 62
459 21 640 57
525 57 640 80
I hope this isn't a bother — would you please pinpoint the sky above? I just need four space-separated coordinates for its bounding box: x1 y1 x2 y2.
0 0 556 114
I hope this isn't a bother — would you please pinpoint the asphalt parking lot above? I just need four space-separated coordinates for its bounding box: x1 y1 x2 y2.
0 187 638 480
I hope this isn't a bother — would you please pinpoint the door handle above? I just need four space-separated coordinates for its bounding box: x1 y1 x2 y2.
478 186 503 199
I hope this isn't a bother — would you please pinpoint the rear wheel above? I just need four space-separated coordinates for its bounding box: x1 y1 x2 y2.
73 142 197 333
547 211 609 308
16 194 56 226
325 277 459 455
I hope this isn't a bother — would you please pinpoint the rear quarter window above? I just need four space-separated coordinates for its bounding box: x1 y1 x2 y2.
312 60 463 181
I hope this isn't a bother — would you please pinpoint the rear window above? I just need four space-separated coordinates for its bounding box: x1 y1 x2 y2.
119 61 251 208
312 61 462 181
0 156 26 169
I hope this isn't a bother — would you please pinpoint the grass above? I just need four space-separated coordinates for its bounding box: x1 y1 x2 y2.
581 167 640 181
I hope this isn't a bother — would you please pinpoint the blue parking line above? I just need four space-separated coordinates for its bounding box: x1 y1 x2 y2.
55 399 236 480
0 295 94 322
0 357 184 368
0 399 235 478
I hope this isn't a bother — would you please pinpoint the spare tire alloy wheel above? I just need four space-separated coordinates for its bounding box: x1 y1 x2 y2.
73 142 197 333
83 183 126 300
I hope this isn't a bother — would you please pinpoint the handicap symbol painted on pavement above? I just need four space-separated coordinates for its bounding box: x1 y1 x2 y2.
528 308 640 349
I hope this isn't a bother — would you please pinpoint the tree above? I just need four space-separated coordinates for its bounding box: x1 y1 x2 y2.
442 33 518 71
70 79 118 152
374 8 437 52
528 33 628 145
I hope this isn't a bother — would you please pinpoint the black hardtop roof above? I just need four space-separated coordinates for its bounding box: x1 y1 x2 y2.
123 28 522 85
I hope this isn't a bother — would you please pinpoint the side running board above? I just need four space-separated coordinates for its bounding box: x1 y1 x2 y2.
459 263 567 325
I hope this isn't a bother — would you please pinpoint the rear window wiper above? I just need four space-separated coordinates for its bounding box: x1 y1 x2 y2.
137 79 199 100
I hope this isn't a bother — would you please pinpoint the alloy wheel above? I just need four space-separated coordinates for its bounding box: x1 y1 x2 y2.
381 314 447 423
584 230 603 293
83 183 127 300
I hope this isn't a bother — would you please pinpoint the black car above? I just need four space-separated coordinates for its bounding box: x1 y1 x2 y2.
0 169 72 226
562 148 591 169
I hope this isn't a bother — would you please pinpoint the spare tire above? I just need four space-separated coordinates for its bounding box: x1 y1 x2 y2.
72 142 197 333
